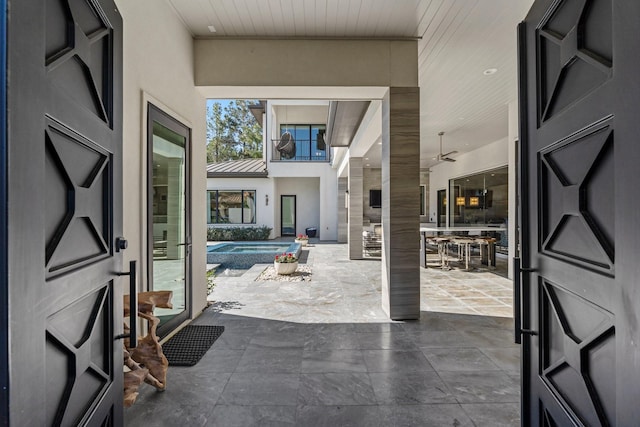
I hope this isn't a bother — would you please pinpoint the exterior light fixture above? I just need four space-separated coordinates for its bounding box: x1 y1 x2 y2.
265 194 269 206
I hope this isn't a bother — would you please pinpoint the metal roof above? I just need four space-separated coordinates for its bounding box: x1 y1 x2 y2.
206 158 268 178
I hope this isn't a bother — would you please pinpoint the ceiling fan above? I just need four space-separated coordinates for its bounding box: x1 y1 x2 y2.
437 131 457 162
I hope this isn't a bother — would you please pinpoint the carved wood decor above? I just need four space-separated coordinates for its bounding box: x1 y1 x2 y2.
123 291 173 407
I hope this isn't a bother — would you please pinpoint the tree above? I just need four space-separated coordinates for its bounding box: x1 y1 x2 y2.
206 100 262 163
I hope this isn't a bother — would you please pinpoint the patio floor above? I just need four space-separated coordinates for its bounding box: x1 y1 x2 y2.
124 242 520 426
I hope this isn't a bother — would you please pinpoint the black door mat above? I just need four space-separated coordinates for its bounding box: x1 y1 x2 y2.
162 325 224 366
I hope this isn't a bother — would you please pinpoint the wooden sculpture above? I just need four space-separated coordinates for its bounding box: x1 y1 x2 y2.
123 291 173 407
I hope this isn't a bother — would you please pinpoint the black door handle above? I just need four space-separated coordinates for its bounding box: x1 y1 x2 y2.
514 257 538 344
115 260 137 348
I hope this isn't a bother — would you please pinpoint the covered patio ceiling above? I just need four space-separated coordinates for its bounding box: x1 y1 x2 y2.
168 0 534 168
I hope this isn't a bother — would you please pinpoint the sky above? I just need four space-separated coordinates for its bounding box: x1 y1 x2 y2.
207 99 232 112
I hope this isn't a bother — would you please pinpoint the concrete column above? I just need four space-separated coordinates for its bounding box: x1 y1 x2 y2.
337 177 348 243
348 158 364 259
381 87 420 320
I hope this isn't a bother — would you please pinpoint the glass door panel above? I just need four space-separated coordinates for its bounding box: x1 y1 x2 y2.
448 166 508 228
281 195 296 236
148 105 191 336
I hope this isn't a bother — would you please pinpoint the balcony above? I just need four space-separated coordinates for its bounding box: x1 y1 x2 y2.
271 138 329 162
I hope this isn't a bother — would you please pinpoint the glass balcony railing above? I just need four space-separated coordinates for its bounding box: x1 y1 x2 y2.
271 139 329 162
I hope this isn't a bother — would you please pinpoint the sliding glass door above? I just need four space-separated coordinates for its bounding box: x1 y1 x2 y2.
148 104 191 337
448 166 508 227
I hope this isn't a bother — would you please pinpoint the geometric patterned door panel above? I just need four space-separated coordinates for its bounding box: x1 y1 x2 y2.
540 279 615 426
537 0 612 124
46 284 114 425
539 119 614 276
7 0 123 425
46 0 114 127
45 119 112 278
520 0 640 425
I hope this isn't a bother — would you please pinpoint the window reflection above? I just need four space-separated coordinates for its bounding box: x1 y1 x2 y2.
207 190 256 224
449 167 508 227
278 124 327 161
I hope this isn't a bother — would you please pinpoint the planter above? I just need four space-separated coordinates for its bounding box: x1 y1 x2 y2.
274 261 298 275
294 238 309 247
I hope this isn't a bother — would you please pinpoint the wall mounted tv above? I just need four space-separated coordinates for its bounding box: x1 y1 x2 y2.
369 189 382 208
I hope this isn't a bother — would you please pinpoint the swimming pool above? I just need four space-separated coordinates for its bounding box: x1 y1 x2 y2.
207 241 302 268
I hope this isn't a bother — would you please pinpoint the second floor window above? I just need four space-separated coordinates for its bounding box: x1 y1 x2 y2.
277 124 327 161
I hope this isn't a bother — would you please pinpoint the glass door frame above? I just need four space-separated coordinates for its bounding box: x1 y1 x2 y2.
437 189 446 227
147 103 192 337
280 195 296 236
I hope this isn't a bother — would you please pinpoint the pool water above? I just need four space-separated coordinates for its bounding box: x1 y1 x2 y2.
208 244 291 254
206 241 302 268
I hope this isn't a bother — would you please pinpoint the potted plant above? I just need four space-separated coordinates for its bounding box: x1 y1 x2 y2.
294 234 309 246
274 252 298 275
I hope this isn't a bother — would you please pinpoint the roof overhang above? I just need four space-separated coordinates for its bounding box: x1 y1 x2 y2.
248 100 266 127
326 101 370 147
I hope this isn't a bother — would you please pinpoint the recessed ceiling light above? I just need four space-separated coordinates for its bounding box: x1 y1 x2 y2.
465 143 469 146
366 164 370 167
483 68 498 75
365 157 369 160
432 157 436 160
208 25 217 33
378 142 382 145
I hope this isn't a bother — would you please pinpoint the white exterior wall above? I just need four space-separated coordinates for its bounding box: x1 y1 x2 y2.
264 101 338 240
275 178 321 238
206 178 276 238
116 0 208 314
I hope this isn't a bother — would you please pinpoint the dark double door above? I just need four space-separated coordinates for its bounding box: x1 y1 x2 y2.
519 0 640 425
4 0 124 425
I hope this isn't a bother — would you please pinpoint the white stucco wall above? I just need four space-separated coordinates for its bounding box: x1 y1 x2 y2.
274 178 321 238
206 178 276 238
116 0 208 316
265 101 338 240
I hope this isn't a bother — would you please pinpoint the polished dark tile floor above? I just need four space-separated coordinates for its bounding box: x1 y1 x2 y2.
125 312 519 426
125 243 520 426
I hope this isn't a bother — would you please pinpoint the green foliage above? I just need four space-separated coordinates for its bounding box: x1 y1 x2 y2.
206 268 216 295
207 226 272 241
207 100 263 163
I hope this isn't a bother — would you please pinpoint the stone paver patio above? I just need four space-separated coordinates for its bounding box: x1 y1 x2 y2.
125 242 520 426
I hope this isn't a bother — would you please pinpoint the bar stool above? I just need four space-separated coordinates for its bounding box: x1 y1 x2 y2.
474 237 496 268
428 236 451 269
451 236 475 270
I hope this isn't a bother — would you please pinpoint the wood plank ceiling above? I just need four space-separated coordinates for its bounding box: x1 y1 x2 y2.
166 0 534 167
